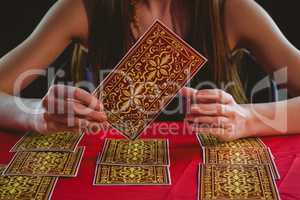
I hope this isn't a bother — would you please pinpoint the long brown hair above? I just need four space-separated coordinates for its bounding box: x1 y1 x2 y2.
83 0 247 103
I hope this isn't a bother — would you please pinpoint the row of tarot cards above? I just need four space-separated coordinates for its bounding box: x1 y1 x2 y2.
196 134 281 200
0 131 85 200
94 138 171 185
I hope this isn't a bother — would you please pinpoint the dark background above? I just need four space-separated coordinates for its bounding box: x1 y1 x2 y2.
1 1 300 57
0 1 299 99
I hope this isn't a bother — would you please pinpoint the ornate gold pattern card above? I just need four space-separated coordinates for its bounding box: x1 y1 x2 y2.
93 165 171 185
0 165 57 200
198 164 280 200
10 131 84 152
97 139 169 166
197 134 266 149
93 20 207 140
203 147 280 180
3 147 85 177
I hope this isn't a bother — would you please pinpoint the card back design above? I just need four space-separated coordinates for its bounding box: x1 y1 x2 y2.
98 139 169 166
10 131 84 152
198 164 280 200
94 165 171 185
203 147 280 179
0 165 57 200
197 134 266 149
94 20 207 140
3 147 85 177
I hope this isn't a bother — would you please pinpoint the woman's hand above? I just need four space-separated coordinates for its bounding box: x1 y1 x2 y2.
29 85 107 134
180 87 254 141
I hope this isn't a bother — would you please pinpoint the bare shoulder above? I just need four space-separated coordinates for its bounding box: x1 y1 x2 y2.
223 0 273 49
43 0 90 43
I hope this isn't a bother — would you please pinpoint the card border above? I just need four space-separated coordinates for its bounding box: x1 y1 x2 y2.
97 139 170 166
3 147 85 177
196 133 268 149
202 146 280 180
92 19 207 140
198 164 281 200
0 164 58 200
93 164 171 186
267 147 281 180
9 131 84 153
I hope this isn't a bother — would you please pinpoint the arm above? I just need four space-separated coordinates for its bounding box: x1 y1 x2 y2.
0 0 106 133
0 0 88 94
244 97 300 136
181 87 300 141
180 1 300 140
225 0 300 96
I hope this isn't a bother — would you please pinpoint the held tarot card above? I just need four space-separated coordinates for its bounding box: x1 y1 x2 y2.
93 20 207 140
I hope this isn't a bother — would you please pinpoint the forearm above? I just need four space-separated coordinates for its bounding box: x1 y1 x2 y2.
244 97 300 137
0 91 40 132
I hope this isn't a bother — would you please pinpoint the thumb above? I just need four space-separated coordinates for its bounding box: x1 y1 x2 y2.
179 87 198 99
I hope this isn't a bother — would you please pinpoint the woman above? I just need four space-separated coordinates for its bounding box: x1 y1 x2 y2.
0 0 300 140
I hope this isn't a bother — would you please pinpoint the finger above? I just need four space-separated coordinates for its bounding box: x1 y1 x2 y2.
43 120 79 134
43 97 107 122
179 87 198 101
188 104 233 117
48 85 103 111
196 89 234 104
186 116 230 127
44 113 88 128
72 87 103 111
180 87 234 104
179 87 219 103
71 101 107 123
192 127 231 141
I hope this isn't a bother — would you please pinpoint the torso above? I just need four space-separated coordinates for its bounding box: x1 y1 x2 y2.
79 0 237 51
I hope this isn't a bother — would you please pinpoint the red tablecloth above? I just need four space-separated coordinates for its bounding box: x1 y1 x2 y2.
1 122 300 200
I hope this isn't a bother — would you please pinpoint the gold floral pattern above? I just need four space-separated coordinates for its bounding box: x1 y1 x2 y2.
146 53 173 81
10 131 84 152
197 134 266 149
3 148 85 177
97 139 169 166
94 165 170 185
199 164 280 200
94 21 207 140
204 147 280 179
118 83 145 112
0 165 57 200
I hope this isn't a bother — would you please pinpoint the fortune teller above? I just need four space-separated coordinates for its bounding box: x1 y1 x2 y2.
0 0 300 141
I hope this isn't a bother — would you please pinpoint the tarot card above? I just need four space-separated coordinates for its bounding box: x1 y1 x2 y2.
93 165 171 185
197 133 266 149
3 147 85 177
198 164 280 200
93 20 207 140
97 139 170 166
0 165 57 200
10 131 84 152
203 147 280 179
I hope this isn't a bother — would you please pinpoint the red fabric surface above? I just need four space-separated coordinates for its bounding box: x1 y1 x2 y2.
1 121 300 200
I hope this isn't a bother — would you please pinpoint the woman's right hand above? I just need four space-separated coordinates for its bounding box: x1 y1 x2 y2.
30 85 107 134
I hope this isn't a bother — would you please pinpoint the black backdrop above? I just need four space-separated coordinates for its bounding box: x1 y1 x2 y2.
1 1 300 57
0 1 299 97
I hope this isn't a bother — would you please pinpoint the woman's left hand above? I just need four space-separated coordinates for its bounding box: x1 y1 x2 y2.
180 87 253 141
